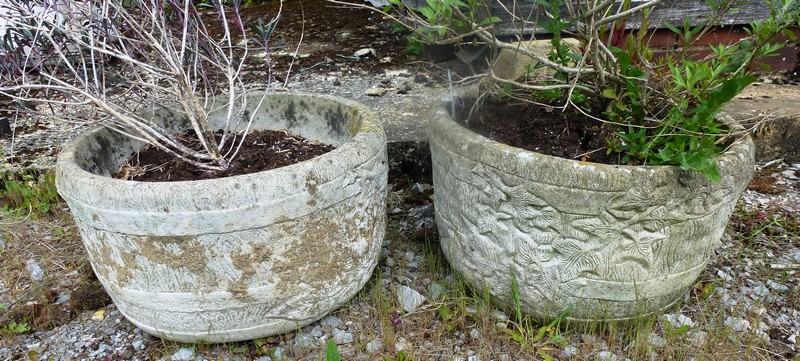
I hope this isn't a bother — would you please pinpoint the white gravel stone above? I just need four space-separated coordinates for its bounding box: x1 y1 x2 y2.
354 48 377 58
648 333 667 348
311 325 324 338
294 333 316 348
469 329 481 339
490 309 509 321
767 280 790 292
272 347 284 359
398 285 426 313
366 338 382 353
320 315 342 328
131 339 144 350
724 317 751 332
753 329 770 342
752 285 771 297
596 351 618 360
365 87 389 96
563 346 578 357
170 347 195 361
332 329 354 344
25 259 45 282
428 282 445 300
395 337 409 352
661 313 695 329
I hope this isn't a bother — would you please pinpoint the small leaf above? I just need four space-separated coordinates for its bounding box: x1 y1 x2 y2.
663 21 681 35
782 28 797 42
325 338 341 361
438 305 454 321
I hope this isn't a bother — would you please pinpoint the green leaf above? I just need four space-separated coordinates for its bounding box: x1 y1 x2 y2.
674 324 692 335
782 28 797 42
325 339 341 361
602 88 618 99
420 7 435 21
663 21 681 35
438 305 454 321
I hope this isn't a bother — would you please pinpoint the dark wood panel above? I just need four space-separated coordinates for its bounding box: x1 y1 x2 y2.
492 0 772 37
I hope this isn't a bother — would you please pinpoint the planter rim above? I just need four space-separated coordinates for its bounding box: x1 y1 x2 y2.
56 91 382 186
55 92 386 234
433 100 753 177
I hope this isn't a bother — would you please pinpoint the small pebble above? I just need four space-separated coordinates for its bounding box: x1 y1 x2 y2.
332 329 353 344
766 280 789 292
398 285 425 313
366 338 382 353
725 316 751 332
26 259 45 282
320 315 342 328
365 87 388 96
648 333 667 348
428 283 445 300
170 347 195 361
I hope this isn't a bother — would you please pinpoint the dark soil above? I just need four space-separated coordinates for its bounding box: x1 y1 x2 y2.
236 0 409 81
116 129 335 182
787 42 800 81
459 98 622 164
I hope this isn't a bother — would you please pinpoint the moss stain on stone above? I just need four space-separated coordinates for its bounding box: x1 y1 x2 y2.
141 235 207 274
227 243 273 302
271 214 359 294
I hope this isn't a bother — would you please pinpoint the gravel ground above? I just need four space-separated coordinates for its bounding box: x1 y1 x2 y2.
0 154 798 360
1 11 799 359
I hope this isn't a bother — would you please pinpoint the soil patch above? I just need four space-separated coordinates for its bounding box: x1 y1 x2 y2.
117 129 335 182
235 0 409 81
458 98 621 164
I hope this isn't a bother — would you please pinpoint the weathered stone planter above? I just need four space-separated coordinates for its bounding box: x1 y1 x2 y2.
55 93 388 342
430 103 754 322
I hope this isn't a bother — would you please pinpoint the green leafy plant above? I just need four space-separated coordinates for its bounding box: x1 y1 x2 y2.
0 172 60 218
390 0 800 181
386 0 500 44
0 304 31 336
503 272 570 355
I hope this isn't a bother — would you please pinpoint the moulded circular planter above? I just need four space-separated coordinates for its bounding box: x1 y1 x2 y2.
55 93 388 342
430 104 754 322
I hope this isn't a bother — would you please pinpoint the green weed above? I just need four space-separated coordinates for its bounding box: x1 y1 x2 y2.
0 303 30 336
0 172 60 218
325 338 341 361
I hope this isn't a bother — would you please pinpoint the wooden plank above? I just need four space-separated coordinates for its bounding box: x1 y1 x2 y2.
492 0 773 37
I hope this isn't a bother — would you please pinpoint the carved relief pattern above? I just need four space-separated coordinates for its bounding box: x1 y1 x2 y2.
65 148 387 343
432 137 751 321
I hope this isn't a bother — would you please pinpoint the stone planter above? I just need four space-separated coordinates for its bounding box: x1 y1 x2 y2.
430 103 754 322
55 93 388 342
